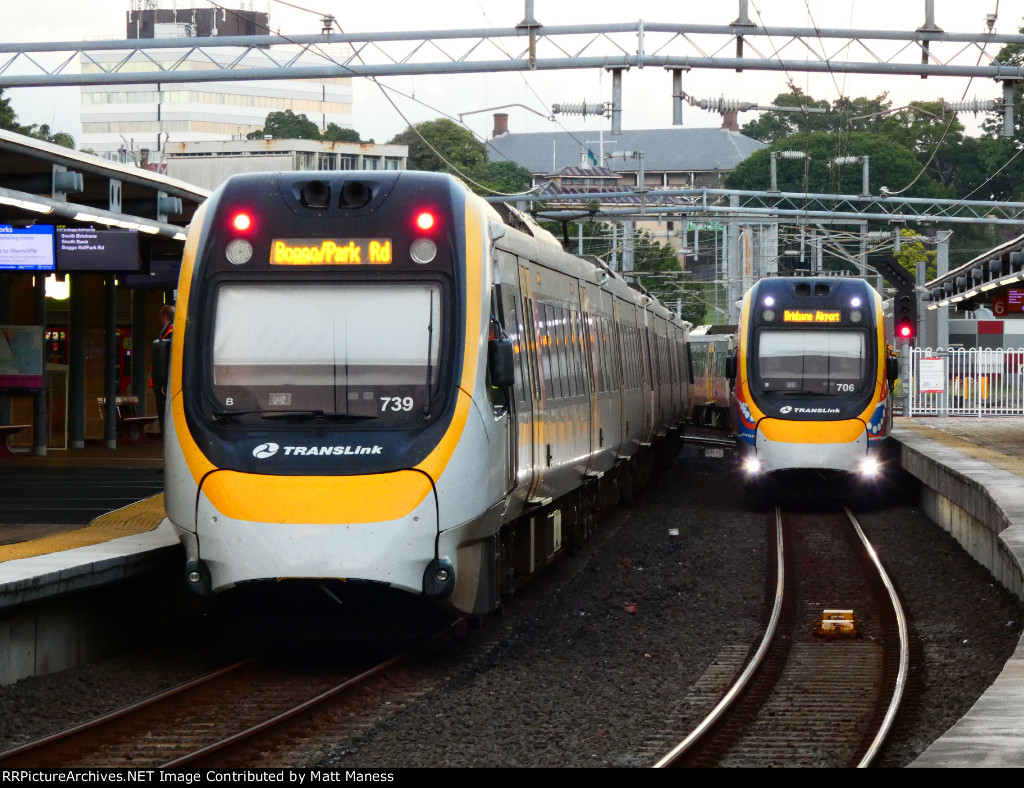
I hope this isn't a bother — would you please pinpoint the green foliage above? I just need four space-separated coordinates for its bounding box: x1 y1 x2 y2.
464 160 534 196
893 228 937 281
0 88 75 148
323 123 364 143
0 88 19 132
388 118 487 172
247 110 321 140
739 84 832 143
725 130 944 198
24 123 75 149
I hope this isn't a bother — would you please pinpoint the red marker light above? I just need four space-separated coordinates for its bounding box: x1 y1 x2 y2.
231 212 253 232
415 210 436 231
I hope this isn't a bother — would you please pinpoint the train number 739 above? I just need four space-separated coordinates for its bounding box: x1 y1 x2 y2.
380 396 415 412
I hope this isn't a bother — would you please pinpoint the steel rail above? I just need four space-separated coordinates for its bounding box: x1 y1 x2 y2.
651 505 784 768
844 505 910 768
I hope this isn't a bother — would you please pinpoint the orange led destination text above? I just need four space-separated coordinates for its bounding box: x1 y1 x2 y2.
783 309 842 323
270 238 393 265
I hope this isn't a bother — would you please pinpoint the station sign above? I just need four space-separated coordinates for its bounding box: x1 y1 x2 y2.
0 225 55 271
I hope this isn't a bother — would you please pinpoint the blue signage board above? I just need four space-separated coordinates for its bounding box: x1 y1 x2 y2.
0 225 55 271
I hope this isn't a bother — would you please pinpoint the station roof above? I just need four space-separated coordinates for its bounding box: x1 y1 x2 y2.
0 128 210 265
924 233 1024 311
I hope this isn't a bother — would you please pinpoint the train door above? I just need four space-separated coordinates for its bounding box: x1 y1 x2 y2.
492 251 527 500
514 263 540 503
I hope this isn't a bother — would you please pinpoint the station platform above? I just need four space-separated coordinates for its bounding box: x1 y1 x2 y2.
3 421 1024 765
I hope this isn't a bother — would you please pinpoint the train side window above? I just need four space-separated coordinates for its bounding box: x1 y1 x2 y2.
610 318 623 389
504 294 527 401
584 312 599 393
574 311 587 394
552 304 565 400
555 305 570 399
524 298 542 401
539 303 554 400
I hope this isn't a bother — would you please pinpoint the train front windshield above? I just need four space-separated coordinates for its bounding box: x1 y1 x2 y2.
210 283 442 425
756 329 866 395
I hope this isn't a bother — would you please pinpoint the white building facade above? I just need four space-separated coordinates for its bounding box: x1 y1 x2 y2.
79 47 354 163
162 138 407 191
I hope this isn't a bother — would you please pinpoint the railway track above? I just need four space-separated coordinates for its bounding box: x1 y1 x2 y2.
0 622 465 768
655 504 908 768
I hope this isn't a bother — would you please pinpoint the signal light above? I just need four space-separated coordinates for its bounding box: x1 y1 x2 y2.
231 211 253 232
896 292 916 341
414 210 436 231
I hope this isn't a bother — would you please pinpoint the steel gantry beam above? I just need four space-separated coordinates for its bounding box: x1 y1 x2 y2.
515 188 1024 226
1 5 1024 88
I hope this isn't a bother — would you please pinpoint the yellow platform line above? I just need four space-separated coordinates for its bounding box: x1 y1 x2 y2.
0 494 166 563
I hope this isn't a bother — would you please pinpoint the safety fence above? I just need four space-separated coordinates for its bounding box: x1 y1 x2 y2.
906 347 1024 417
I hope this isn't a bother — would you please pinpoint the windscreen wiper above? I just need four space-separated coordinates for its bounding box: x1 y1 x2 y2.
213 409 378 422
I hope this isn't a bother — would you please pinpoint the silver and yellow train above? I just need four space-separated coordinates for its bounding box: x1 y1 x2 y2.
730 275 897 483
163 170 692 622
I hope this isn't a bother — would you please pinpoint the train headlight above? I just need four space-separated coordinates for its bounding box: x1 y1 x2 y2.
850 309 863 323
410 238 437 264
860 457 881 477
743 457 762 474
225 239 253 265
762 309 776 322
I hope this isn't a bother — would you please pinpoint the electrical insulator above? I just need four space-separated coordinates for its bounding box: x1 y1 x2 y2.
696 97 755 112
943 98 998 114
552 102 609 117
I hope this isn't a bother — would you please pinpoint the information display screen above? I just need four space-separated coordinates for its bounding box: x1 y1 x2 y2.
56 227 141 272
0 225 55 271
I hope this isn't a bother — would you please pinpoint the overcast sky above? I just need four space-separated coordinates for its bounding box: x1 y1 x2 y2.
1 0 1015 145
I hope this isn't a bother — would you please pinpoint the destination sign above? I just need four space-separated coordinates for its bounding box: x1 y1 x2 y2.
783 309 842 323
270 238 393 266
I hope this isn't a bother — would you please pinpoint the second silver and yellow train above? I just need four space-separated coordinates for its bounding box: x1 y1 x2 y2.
729 275 898 483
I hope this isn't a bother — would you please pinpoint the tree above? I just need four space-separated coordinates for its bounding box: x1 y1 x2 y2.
0 88 20 132
725 130 944 198
247 110 321 140
323 123 365 143
464 160 534 196
739 83 832 143
892 228 937 282
25 123 75 149
388 118 487 173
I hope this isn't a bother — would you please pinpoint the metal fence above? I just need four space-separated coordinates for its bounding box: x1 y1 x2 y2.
906 347 1024 417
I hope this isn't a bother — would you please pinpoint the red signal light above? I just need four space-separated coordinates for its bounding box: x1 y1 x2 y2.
898 324 913 339
231 211 253 232
414 210 436 231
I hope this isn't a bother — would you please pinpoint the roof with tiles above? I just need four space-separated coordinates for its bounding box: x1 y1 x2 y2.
487 127 766 175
